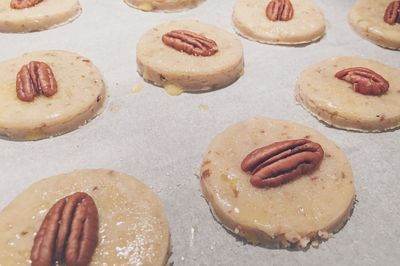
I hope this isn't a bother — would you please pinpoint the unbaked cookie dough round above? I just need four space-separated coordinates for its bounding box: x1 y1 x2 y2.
0 50 106 140
136 19 244 94
0 169 170 265
0 0 81 33
200 117 355 248
296 56 400 132
349 0 400 50
232 0 325 44
124 0 203 12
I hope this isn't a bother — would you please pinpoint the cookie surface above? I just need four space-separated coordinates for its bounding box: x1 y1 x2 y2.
0 0 81 33
124 0 203 12
136 19 244 94
200 117 355 248
232 0 325 44
349 0 400 50
0 169 170 265
0 50 106 140
296 56 400 132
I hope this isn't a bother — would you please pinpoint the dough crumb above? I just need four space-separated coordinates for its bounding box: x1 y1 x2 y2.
131 83 144 93
198 104 209 112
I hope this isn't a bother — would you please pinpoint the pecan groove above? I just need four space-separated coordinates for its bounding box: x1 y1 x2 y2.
241 139 324 188
384 1 400 25
16 61 58 102
10 0 42 9
335 67 389 96
266 0 294 21
31 192 99 266
162 30 218 56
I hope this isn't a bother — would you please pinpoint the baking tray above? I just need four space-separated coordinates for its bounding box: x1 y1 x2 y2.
1 0 399 265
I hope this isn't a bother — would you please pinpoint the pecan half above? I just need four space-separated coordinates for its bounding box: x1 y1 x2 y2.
10 0 42 9
31 192 99 266
162 30 218 56
335 67 389 96
266 0 294 21
384 1 400 25
16 61 58 102
241 139 324 188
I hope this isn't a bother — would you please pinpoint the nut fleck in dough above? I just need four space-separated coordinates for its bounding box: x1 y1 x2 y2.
296 56 400 132
124 0 203 12
0 0 81 33
200 117 355 248
136 19 244 93
232 0 325 45
0 169 170 266
349 0 400 50
0 50 106 140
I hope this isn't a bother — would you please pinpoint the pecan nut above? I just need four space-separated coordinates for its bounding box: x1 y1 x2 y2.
162 30 218 56
31 192 99 266
384 1 400 25
16 61 58 102
266 0 294 21
10 0 42 9
335 67 389 96
241 139 324 188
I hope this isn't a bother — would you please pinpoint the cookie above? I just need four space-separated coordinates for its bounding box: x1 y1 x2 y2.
124 0 203 12
0 169 170 265
296 56 400 132
0 0 81 33
136 19 244 94
232 0 325 45
349 0 400 50
0 50 106 140
200 117 355 248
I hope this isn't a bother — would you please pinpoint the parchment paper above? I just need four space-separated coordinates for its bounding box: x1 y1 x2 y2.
0 0 399 265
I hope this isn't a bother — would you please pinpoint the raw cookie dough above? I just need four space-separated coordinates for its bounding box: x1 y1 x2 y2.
0 0 81 33
136 19 244 94
0 50 106 140
232 0 325 44
0 169 170 266
296 56 400 132
349 0 400 50
200 117 355 248
124 0 203 12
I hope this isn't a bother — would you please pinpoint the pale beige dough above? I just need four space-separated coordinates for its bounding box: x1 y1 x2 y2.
0 169 170 266
124 0 203 12
0 0 81 33
136 19 244 93
349 0 400 50
0 50 106 140
296 56 400 132
232 0 325 44
200 117 355 248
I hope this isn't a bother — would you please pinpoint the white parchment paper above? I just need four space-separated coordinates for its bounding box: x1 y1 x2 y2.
0 0 399 265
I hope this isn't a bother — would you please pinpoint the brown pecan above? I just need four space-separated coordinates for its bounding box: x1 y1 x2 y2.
10 0 42 9
266 0 294 21
31 192 99 266
162 30 218 56
241 139 324 188
16 61 58 102
384 1 400 25
335 67 389 96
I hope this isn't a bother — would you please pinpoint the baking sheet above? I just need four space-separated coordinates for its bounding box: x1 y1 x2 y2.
1 0 400 265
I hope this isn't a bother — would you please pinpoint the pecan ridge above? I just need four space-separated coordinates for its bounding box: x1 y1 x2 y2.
31 192 99 266
384 1 400 25
241 139 324 188
10 0 42 9
16 61 58 102
162 30 218 56
335 67 389 96
266 0 294 22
